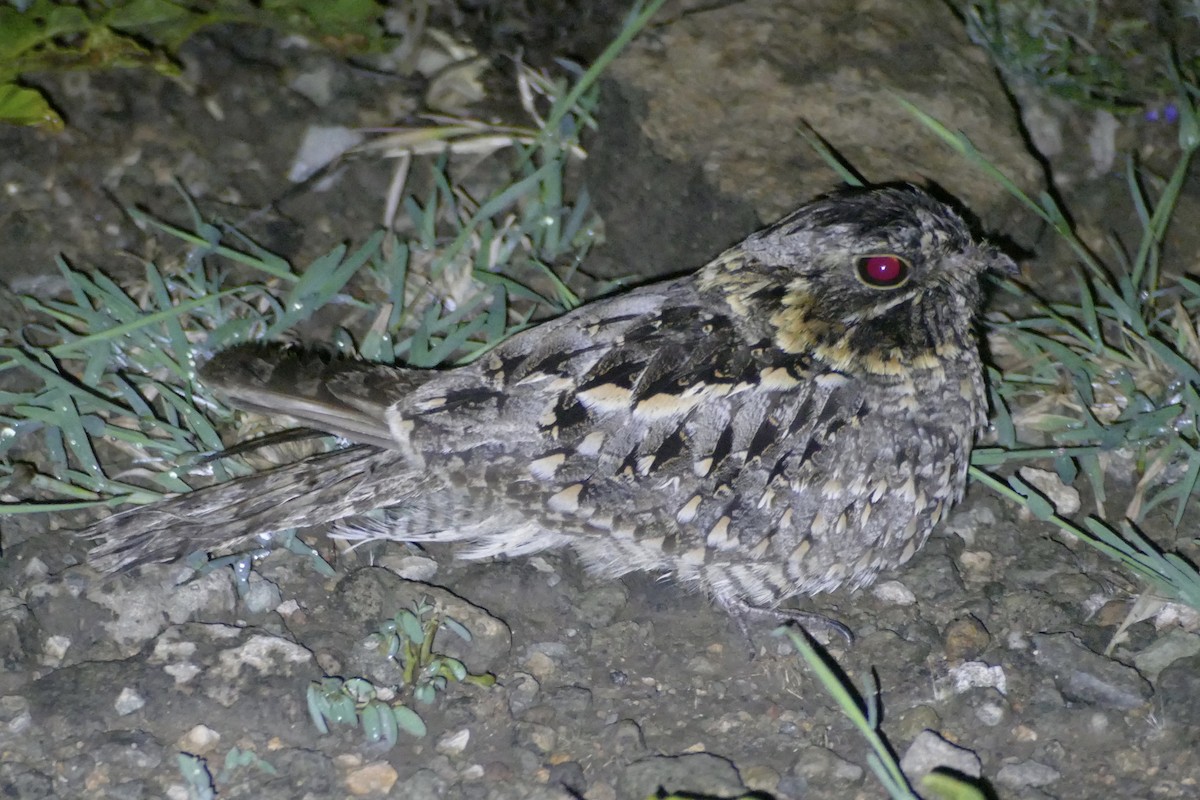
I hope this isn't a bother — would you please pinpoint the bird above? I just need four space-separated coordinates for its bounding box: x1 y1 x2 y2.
83 184 1015 623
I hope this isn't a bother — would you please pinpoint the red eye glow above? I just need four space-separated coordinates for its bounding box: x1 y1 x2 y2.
856 255 910 288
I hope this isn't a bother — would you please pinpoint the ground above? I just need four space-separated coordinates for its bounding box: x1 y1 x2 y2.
2 3 1200 800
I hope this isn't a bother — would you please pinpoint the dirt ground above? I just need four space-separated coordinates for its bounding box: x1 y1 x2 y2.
2 4 1200 799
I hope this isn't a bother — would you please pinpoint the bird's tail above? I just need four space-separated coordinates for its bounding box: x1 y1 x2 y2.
83 445 417 572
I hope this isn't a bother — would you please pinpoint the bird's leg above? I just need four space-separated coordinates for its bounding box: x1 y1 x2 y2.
722 596 854 646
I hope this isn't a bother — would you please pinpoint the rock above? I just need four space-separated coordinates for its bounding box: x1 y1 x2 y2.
1154 654 1200 729
1132 629 1200 682
344 761 398 795
618 752 746 798
996 759 1062 789
901 729 983 781
1031 633 1152 709
943 616 992 661
591 0 1041 284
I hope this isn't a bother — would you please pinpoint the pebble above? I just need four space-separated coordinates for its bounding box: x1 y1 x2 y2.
900 730 982 780
344 761 399 795
942 616 991 660
1153 654 1200 728
872 580 917 605
996 759 1061 789
1017 467 1081 515
947 661 1007 695
436 728 471 756
618 752 746 798
176 724 220 754
1132 629 1200 681
113 688 145 716
1031 633 1152 709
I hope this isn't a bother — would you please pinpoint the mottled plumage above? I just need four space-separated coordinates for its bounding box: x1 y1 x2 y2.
85 185 1015 616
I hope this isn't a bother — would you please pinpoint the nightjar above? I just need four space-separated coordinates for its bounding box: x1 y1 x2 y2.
84 184 1015 619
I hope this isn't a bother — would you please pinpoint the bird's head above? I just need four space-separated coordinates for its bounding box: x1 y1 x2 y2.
702 184 1015 376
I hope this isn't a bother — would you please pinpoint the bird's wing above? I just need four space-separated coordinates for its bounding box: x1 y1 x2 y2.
201 274 865 501
392 274 865 508
200 345 425 449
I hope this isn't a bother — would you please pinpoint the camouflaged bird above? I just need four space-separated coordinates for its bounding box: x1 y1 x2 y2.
85 184 1015 619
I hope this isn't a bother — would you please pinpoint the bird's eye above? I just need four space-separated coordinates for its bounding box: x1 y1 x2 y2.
855 254 910 289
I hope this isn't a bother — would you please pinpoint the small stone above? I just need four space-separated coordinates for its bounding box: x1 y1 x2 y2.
386 555 439 582
1017 467 1081 515
741 764 781 793
177 725 220 754
895 705 942 742
1031 633 1151 710
1132 629 1200 682
113 687 145 716
1094 599 1131 628
576 584 630 627
956 551 993 580
436 728 470 756
872 580 917 605
0 696 32 735
942 616 991 661
276 599 303 618
1154 654 1200 728
942 505 995 546
524 650 558 681
975 701 1006 726
900 730 982 781
584 781 617 800
793 745 864 784
397 769 446 797
519 722 557 753
607 718 647 757
42 634 71 665
508 672 541 716
240 572 282 614
619 753 746 798
344 761 399 796
947 661 1007 695
996 759 1061 789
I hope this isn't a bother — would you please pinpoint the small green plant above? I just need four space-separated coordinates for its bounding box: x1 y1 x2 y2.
895 85 1200 614
306 600 494 748
958 0 1197 111
176 752 216 800
0 0 405 129
216 746 278 782
307 675 429 748
366 599 495 702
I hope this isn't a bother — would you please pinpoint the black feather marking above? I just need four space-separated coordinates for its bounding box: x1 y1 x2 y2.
746 417 778 464
652 427 687 466
709 425 734 471
580 356 645 392
551 396 591 431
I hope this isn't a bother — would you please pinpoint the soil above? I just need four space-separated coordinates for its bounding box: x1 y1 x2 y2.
2 5 1200 800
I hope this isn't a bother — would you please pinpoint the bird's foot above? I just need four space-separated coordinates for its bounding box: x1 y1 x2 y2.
722 597 854 654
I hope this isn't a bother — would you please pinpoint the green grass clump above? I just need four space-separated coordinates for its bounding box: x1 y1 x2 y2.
0 0 414 130
800 42 1200 613
893 47 1200 612
0 3 676 517
958 0 1199 112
